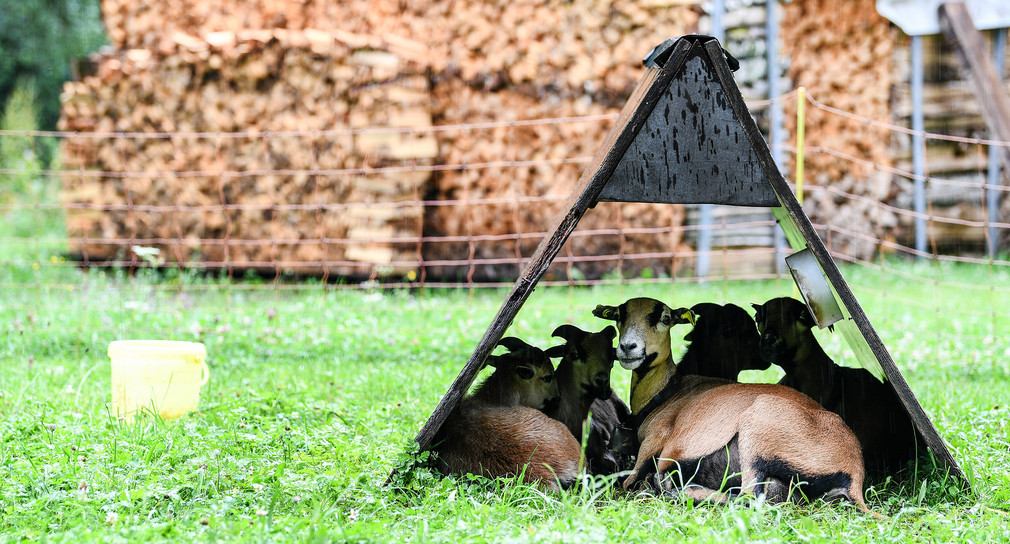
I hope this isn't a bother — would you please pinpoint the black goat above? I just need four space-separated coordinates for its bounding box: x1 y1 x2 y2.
753 297 919 476
545 324 631 474
674 302 771 382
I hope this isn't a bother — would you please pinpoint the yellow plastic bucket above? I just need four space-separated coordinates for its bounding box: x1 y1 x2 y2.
108 340 210 422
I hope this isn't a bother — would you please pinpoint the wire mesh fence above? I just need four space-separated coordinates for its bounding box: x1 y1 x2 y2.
1 90 1009 352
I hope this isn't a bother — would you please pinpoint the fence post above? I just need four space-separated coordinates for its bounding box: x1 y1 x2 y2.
988 27 1006 259
767 0 786 273
694 0 725 279
911 34 927 258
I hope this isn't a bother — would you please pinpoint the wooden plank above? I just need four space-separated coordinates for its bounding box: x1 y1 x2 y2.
347 226 395 240
939 2 1010 176
598 46 779 206
703 249 777 277
344 245 394 263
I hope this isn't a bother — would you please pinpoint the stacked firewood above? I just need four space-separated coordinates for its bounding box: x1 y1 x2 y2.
100 0 699 106
60 30 435 275
781 0 900 260
415 0 701 280
64 0 701 279
424 79 690 281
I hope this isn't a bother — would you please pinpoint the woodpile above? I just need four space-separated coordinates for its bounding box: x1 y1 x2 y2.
63 0 701 280
781 0 900 260
890 32 1010 251
100 0 701 108
423 80 690 282
413 0 702 280
60 30 435 275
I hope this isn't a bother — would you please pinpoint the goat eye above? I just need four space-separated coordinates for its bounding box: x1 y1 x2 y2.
543 374 554 383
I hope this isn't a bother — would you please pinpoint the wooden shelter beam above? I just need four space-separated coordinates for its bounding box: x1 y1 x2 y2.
939 2 1010 176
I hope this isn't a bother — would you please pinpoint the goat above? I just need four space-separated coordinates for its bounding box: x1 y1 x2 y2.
674 302 771 382
753 297 919 476
432 337 582 492
544 324 631 474
594 297 873 514
619 302 773 470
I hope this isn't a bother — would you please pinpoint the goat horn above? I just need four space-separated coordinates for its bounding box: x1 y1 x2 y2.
551 324 587 342
497 336 533 353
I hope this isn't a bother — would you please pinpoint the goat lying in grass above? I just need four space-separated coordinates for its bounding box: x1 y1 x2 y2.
432 337 581 492
753 297 919 476
618 302 771 473
545 324 631 475
595 297 873 514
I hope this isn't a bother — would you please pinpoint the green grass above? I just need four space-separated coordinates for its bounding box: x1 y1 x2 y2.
1 265 1009 542
3 94 1009 540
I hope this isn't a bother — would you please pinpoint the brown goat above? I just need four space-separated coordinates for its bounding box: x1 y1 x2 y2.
545 324 630 474
432 337 582 492
594 298 872 513
753 297 919 476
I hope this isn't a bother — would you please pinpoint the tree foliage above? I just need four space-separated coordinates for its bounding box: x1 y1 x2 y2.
0 0 106 138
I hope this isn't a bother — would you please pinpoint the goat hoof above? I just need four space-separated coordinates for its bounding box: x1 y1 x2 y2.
650 471 676 494
660 486 682 500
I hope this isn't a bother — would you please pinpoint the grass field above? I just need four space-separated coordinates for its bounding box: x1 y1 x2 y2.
1 259 1009 542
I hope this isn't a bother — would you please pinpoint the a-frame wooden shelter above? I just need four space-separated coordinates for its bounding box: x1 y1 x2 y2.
410 35 968 488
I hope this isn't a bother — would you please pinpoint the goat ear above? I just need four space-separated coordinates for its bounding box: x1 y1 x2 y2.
515 364 536 380
796 305 815 327
600 325 616 340
484 354 501 369
673 308 696 325
593 305 619 321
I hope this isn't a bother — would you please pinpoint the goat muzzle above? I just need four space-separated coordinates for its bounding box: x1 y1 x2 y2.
542 396 561 414
758 335 783 363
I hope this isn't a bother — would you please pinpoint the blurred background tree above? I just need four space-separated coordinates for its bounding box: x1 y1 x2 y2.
0 0 106 165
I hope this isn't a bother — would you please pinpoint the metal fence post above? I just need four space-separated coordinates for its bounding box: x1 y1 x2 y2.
695 0 725 278
911 34 927 258
767 0 786 273
988 27 1006 258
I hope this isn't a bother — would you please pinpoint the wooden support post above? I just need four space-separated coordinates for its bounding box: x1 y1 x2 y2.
939 2 1010 177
